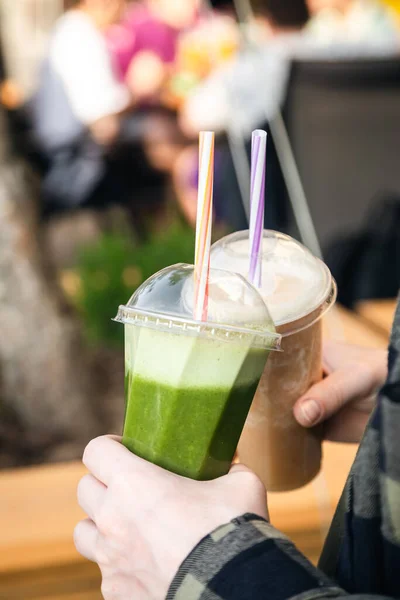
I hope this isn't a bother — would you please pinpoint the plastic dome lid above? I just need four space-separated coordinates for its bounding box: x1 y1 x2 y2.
114 263 281 350
211 230 335 327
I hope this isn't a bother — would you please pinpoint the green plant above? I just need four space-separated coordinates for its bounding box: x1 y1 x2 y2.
76 221 195 346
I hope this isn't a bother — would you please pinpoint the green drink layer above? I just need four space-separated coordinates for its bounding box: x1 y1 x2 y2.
124 375 260 480
123 325 269 480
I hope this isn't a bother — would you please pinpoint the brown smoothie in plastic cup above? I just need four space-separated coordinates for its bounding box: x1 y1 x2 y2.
210 231 336 491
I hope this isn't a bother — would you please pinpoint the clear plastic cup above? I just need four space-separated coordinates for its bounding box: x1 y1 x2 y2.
114 263 281 481
211 231 337 491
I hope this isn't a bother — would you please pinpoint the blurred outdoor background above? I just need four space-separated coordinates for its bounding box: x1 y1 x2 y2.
1 0 400 598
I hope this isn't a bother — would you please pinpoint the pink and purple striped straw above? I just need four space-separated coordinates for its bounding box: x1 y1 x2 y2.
249 129 267 288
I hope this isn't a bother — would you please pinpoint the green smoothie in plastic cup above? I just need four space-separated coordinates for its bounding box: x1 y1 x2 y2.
115 263 280 480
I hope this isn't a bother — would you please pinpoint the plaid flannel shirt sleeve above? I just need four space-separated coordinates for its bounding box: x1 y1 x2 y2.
166 513 391 600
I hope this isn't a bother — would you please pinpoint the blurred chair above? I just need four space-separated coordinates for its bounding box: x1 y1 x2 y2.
280 56 400 251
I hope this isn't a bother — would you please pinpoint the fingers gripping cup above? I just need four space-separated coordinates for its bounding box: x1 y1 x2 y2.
211 231 336 492
115 263 280 481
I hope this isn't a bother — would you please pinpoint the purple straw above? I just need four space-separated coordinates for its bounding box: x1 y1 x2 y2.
249 130 267 288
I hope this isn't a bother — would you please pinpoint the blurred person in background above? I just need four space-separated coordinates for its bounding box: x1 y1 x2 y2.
106 0 238 107
106 0 239 174
181 0 399 138
32 0 130 154
105 0 203 177
104 0 241 227
28 0 168 220
106 0 200 104
306 0 400 43
175 0 310 226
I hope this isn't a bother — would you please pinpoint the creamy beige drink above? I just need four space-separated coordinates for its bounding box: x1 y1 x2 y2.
210 231 336 491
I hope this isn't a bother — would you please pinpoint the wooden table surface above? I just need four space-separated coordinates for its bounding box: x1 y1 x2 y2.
324 304 388 348
0 305 389 599
356 299 397 338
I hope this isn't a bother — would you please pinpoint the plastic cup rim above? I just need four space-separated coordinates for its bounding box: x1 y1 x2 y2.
113 306 282 351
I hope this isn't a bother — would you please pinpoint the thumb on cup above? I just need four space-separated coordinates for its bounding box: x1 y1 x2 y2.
294 368 356 428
